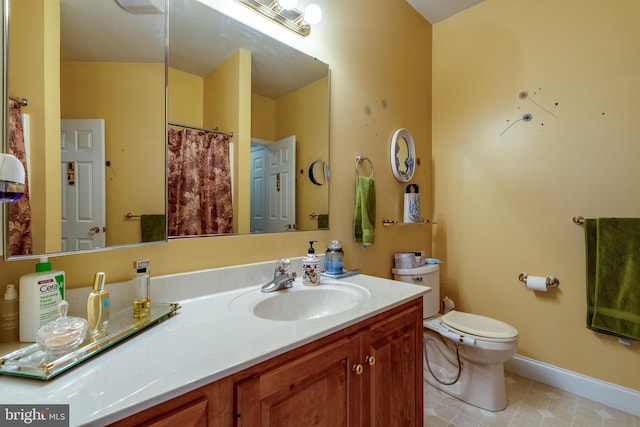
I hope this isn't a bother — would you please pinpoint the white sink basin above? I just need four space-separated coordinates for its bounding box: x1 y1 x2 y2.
229 282 371 321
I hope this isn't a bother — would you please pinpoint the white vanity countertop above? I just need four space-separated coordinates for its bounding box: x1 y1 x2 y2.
0 261 429 426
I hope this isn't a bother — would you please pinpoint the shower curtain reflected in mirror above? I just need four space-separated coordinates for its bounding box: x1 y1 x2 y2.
7 99 32 255
167 128 233 236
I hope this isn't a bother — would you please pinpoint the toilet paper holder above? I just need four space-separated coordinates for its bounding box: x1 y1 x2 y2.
518 273 560 288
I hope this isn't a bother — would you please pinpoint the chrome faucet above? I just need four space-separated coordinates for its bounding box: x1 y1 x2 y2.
261 258 297 292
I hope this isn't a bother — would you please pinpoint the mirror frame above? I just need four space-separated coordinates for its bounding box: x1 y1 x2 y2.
390 128 416 183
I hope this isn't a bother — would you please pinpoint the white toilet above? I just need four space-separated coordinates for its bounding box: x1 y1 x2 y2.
392 264 518 412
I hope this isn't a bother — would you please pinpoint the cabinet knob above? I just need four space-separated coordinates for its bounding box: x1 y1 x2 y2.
365 355 376 366
352 364 363 375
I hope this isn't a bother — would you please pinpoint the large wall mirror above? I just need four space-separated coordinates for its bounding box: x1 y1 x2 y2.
3 0 166 259
3 0 330 260
167 0 330 237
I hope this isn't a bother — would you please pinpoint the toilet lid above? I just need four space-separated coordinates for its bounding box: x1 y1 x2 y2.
441 310 518 339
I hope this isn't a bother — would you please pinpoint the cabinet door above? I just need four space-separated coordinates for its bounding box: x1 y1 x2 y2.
361 306 422 427
235 336 360 426
109 381 221 427
143 397 208 427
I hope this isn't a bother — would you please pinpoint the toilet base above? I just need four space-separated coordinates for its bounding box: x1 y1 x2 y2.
423 330 509 412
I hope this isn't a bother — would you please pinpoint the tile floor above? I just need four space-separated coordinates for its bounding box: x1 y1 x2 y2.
424 372 640 426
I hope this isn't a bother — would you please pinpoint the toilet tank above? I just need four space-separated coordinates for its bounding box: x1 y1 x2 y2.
392 264 440 319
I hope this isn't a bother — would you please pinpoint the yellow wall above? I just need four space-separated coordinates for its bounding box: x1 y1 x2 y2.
168 67 204 126
276 77 329 231
61 62 166 246
204 49 252 233
9 0 60 254
433 0 640 390
251 93 276 141
2 0 431 370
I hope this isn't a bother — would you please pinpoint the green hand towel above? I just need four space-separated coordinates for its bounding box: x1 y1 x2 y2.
141 214 166 242
317 214 329 229
353 175 376 246
586 218 640 340
585 218 598 331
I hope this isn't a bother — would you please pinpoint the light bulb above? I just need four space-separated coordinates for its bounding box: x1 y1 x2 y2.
303 4 322 25
278 0 297 10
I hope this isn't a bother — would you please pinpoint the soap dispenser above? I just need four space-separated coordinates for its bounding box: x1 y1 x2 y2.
302 240 321 286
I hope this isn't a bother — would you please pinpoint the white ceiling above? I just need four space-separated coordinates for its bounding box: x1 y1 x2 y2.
59 0 484 98
60 0 328 99
406 0 484 24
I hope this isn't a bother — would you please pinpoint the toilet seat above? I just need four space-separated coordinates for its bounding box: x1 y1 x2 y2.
441 310 518 342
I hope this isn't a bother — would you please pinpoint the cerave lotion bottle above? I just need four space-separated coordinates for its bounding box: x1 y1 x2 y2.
19 257 65 342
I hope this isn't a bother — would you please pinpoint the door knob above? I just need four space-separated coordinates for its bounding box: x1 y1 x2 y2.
89 226 101 234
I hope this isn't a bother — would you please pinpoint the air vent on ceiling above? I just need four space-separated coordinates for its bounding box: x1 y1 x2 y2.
115 0 164 15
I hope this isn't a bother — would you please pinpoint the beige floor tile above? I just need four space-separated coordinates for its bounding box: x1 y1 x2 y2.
424 372 640 427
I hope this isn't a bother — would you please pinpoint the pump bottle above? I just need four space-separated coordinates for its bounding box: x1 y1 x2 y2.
19 257 65 342
0 284 19 342
302 240 321 285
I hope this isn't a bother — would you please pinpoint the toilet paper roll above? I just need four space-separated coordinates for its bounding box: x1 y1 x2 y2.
526 275 547 292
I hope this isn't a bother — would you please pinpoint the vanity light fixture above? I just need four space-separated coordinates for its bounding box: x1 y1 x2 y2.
278 0 297 10
234 0 322 37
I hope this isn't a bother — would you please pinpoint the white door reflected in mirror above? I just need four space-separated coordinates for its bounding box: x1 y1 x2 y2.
61 119 106 251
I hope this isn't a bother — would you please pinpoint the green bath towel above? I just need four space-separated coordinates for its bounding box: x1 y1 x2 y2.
585 218 640 340
353 175 376 246
141 214 166 242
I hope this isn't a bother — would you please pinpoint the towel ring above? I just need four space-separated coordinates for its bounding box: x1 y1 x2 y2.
356 155 374 177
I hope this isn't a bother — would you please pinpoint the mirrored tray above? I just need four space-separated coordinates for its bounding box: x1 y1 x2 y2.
0 302 180 380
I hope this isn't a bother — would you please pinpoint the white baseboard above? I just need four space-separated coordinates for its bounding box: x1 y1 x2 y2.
505 355 640 417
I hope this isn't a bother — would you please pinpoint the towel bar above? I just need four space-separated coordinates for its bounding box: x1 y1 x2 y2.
573 216 585 225
382 217 436 226
355 155 374 177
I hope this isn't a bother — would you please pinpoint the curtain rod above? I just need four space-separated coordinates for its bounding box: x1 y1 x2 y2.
9 96 29 107
168 121 233 138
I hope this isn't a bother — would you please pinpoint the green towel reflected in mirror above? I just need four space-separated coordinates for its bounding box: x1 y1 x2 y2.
141 215 166 242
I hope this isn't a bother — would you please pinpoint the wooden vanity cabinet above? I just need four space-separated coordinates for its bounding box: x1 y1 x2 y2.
234 335 361 426
231 298 423 427
110 298 423 427
361 304 423 427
